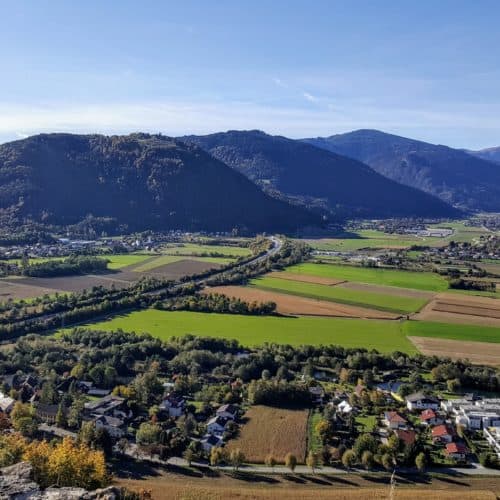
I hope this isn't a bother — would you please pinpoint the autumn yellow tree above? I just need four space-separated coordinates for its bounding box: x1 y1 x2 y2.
23 437 109 489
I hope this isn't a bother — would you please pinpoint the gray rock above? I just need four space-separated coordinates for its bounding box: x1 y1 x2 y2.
0 463 120 500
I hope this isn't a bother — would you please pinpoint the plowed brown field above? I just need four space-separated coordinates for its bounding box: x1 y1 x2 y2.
409 336 500 366
414 293 500 327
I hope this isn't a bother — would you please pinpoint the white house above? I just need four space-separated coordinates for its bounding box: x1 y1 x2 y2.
216 404 239 420
406 393 439 411
160 395 185 418
207 416 229 435
200 433 224 453
0 392 15 414
337 400 353 414
94 415 126 438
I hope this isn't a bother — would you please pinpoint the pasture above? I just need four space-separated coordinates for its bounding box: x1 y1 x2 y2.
250 276 427 313
402 320 500 344
225 406 308 464
133 254 231 272
285 263 448 292
71 309 417 353
304 223 494 252
163 243 251 257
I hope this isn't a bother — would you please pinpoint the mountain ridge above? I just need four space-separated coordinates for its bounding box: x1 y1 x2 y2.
0 132 320 234
303 129 500 211
182 130 460 219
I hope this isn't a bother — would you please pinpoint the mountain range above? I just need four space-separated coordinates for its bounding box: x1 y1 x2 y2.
1 128 498 235
303 129 500 212
467 146 500 165
0 133 319 234
183 130 459 219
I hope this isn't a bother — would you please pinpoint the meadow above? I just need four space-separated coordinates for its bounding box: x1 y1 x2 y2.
304 223 494 252
163 243 251 257
402 320 500 344
250 276 428 313
286 262 448 291
71 309 417 353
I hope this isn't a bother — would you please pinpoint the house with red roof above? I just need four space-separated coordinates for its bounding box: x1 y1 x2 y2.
445 442 468 461
394 429 416 446
420 409 443 426
432 424 454 443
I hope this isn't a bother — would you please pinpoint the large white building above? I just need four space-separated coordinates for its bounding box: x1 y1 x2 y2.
443 398 500 430
484 427 500 459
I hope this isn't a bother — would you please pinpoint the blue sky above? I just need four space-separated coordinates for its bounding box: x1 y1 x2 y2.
1 0 499 148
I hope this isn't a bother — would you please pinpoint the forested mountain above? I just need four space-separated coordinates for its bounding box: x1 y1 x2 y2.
467 146 500 165
303 129 500 212
183 130 460 219
0 133 320 234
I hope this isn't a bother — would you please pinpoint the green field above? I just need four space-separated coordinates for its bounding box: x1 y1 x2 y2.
66 309 416 353
163 243 251 257
403 320 500 344
133 254 233 272
286 262 448 292
304 222 494 251
105 254 153 270
250 276 427 313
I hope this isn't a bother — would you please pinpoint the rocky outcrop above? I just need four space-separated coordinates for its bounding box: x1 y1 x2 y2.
0 462 121 500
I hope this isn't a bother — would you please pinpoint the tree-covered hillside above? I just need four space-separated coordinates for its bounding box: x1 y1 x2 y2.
0 133 320 234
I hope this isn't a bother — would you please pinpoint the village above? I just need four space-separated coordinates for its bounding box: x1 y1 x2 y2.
1 337 500 474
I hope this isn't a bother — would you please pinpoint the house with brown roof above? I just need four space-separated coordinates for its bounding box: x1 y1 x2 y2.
394 429 416 446
383 411 408 430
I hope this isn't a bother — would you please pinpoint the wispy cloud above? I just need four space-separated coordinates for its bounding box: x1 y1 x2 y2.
272 77 288 88
303 92 318 103
0 98 499 148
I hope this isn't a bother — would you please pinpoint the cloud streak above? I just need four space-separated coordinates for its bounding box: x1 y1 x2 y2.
0 98 499 148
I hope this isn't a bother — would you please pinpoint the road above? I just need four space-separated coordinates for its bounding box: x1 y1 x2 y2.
122 444 500 477
1 235 284 338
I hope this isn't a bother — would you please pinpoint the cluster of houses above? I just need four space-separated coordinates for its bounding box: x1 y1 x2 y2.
201 404 240 452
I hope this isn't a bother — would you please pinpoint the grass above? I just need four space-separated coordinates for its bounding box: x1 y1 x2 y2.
105 253 153 269
250 276 427 313
286 262 448 292
403 320 500 344
307 410 323 454
304 223 494 252
64 309 418 353
356 415 377 433
133 255 233 272
163 243 251 257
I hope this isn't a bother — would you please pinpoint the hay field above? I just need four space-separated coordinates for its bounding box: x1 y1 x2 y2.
409 336 500 366
204 285 399 319
225 406 308 464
